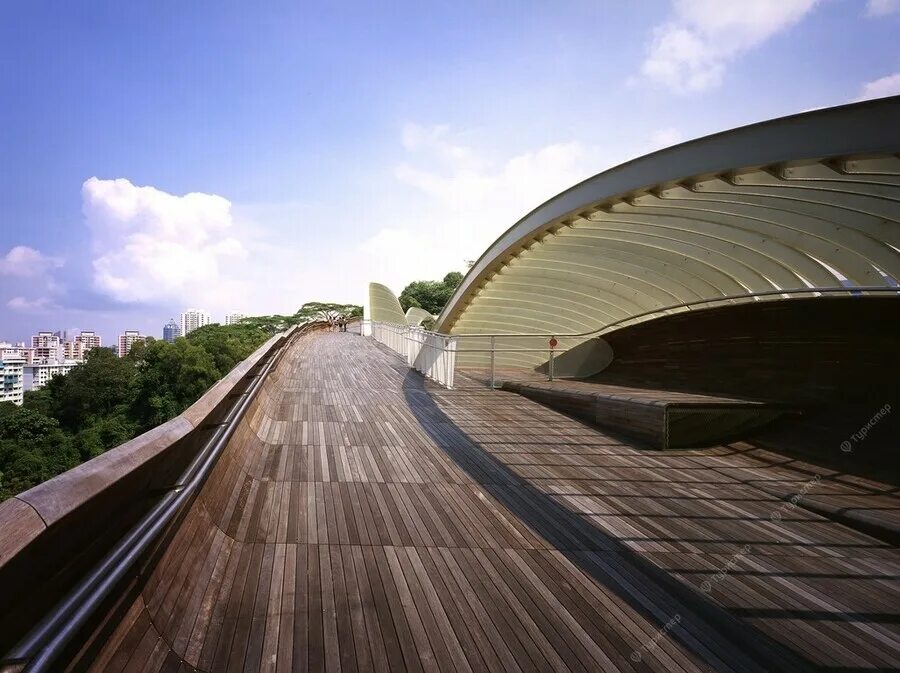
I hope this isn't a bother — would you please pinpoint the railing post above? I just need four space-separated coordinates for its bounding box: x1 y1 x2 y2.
446 336 456 389
548 345 555 382
489 336 496 389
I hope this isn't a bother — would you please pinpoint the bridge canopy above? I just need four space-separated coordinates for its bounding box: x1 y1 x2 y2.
367 281 406 324
404 306 434 326
433 97 900 369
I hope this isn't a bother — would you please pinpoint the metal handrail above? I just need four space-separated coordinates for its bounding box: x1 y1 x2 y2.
367 286 898 388
3 324 311 673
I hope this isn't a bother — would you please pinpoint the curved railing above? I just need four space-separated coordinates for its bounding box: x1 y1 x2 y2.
367 287 899 388
0 322 322 672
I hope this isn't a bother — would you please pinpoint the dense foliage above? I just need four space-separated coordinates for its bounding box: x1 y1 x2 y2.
0 322 271 500
398 271 464 315
0 302 362 501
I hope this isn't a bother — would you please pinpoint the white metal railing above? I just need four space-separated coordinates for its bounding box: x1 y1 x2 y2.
407 327 457 389
365 287 900 390
365 320 458 388
370 320 407 355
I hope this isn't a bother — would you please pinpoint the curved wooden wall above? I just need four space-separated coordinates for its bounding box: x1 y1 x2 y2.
0 326 301 660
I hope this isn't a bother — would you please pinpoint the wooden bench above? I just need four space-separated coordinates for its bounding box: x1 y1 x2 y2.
501 379 789 449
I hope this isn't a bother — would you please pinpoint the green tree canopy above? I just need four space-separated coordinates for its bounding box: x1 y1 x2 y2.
1 301 362 502
0 404 78 500
398 271 464 314
48 347 136 433
129 337 221 429
296 302 363 321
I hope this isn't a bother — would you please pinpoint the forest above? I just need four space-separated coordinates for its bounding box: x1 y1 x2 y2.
0 302 360 500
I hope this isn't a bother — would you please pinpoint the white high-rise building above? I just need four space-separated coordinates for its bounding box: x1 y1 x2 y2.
1 341 33 364
24 360 78 391
72 330 103 360
61 330 101 361
118 330 147 358
63 340 83 361
180 309 211 336
0 353 26 405
31 331 63 361
75 330 102 351
224 312 245 326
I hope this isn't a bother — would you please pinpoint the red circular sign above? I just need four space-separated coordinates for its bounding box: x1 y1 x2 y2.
548 338 558 348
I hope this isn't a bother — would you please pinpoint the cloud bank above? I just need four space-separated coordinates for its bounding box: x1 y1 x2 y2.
358 124 600 291
856 72 900 101
82 177 248 311
0 245 62 278
6 296 60 312
1 246 65 313
640 0 820 93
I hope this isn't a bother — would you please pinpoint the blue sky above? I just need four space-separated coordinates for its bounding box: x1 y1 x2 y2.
1 0 898 343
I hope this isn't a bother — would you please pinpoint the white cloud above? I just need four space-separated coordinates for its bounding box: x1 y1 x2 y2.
865 0 899 16
400 123 483 168
640 0 820 93
7 296 59 312
0 245 63 277
83 177 249 311
855 72 900 101
358 126 601 294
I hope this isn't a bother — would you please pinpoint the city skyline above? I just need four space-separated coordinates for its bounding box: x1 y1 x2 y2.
0 310 242 405
0 309 247 345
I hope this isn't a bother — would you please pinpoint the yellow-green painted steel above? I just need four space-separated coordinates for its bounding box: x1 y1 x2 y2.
433 97 900 369
367 282 406 324
405 306 434 326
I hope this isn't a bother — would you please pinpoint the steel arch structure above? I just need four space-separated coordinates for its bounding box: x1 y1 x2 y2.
367 282 406 324
434 97 900 369
405 306 435 326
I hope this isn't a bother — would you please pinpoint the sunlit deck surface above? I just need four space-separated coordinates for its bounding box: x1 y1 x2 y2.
94 330 900 673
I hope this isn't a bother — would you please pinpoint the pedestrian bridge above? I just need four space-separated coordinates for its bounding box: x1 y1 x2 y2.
2 97 900 672
2 326 899 672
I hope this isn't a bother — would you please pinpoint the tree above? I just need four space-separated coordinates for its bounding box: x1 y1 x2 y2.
398 271 464 314
129 338 220 430
0 404 78 500
52 348 136 433
185 323 270 374
295 302 362 322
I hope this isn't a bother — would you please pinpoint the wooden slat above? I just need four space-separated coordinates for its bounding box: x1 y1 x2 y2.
86 329 900 673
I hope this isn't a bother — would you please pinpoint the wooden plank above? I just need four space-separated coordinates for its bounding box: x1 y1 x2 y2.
366 545 423 673
85 330 900 673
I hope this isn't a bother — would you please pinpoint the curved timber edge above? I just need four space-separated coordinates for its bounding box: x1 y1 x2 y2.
0 325 303 657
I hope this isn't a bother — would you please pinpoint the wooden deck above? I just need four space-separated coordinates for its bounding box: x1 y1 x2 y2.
92 330 900 672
